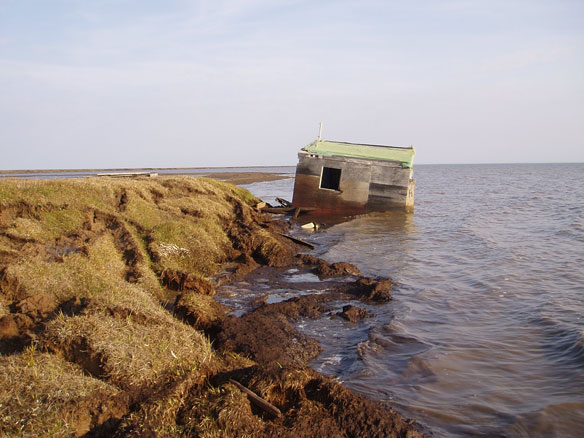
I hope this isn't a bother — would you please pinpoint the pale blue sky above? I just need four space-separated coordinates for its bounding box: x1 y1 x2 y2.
1 0 582 169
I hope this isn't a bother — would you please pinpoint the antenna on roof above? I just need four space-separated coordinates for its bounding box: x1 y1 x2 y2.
318 121 323 140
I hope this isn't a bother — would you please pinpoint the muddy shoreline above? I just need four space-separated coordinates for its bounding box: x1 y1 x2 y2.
166 218 424 437
0 177 424 437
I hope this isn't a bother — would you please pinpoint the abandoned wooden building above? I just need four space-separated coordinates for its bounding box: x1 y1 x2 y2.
291 139 416 215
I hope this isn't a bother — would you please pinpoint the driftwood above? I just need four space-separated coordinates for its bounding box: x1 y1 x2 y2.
256 204 316 216
96 172 158 178
229 379 282 417
279 233 315 249
260 206 295 214
276 197 292 208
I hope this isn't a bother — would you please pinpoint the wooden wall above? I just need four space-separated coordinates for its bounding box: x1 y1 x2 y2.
292 152 414 214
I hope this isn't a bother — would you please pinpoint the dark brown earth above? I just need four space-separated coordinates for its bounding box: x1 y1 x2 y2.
338 304 374 323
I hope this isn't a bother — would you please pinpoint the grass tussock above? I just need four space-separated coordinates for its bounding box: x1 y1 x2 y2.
42 313 213 392
6 233 164 313
0 347 125 437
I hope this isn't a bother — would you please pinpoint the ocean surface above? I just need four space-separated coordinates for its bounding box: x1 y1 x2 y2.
243 163 584 438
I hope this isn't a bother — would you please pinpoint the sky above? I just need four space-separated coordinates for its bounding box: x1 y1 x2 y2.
0 0 583 169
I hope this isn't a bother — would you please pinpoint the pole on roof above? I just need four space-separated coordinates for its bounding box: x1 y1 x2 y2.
318 121 323 140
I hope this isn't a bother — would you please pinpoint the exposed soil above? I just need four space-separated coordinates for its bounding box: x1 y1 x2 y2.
180 364 421 438
337 304 374 323
68 390 131 437
174 292 227 334
216 312 322 368
314 260 362 279
161 269 216 295
0 293 57 354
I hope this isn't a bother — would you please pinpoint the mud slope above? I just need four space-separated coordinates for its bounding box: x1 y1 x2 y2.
0 176 422 437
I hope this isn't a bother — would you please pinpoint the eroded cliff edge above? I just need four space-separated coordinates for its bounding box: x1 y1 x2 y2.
0 176 422 437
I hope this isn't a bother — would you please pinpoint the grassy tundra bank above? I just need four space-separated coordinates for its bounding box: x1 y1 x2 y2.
0 177 421 437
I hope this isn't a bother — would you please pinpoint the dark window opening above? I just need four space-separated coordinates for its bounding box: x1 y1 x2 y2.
320 167 341 190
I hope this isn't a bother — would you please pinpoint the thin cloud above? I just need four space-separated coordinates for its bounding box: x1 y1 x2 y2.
479 47 573 73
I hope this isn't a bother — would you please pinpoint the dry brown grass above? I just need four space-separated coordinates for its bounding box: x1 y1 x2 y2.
0 295 8 318
0 347 124 437
0 176 259 437
42 312 213 391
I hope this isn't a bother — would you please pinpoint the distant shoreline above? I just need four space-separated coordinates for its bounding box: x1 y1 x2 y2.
0 168 293 185
0 165 295 175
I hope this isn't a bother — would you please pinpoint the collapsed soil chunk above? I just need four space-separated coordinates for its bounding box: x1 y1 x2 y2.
182 365 423 438
226 206 299 269
303 374 422 438
338 304 374 323
215 253 260 286
295 253 321 266
294 254 361 279
349 277 393 302
216 312 321 368
161 269 215 295
13 293 56 319
315 260 362 279
255 294 331 319
59 295 89 316
174 291 227 334
0 315 19 339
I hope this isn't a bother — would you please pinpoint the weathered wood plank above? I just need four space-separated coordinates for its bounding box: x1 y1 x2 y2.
229 379 282 417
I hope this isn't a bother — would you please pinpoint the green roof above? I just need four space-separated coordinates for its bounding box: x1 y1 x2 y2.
302 139 415 168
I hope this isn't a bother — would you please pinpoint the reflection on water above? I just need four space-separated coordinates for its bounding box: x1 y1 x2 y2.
246 163 584 438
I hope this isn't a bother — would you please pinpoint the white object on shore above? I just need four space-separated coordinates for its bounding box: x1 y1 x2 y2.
96 172 158 178
301 222 319 231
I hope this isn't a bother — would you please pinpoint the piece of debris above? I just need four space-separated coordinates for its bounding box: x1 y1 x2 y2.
279 233 315 249
96 172 158 178
276 197 292 208
229 378 282 417
300 222 319 231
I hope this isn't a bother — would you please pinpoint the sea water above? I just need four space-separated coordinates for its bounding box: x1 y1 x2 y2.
245 163 584 437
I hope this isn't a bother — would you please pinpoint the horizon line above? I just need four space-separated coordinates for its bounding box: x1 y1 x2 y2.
1 161 584 174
